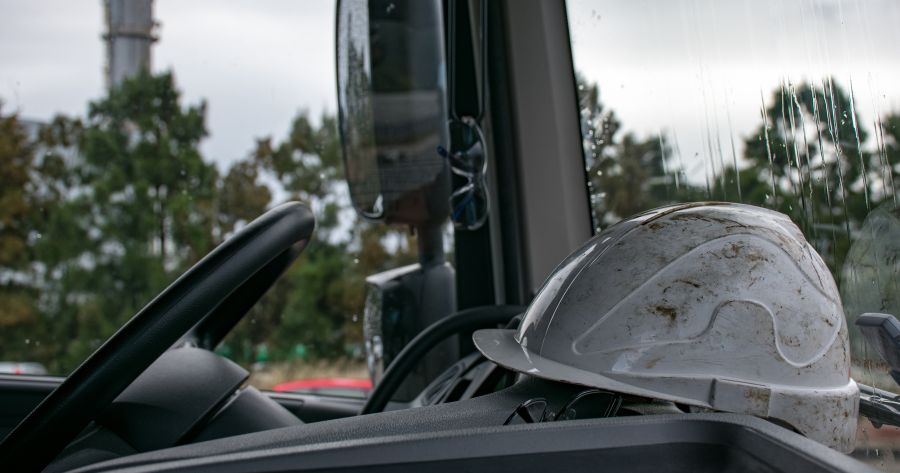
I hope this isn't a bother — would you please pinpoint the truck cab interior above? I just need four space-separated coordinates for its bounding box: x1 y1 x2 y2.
1 1 899 472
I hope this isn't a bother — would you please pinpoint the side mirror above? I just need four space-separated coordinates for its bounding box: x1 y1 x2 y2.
856 313 900 386
338 1 457 398
363 262 455 399
336 0 450 226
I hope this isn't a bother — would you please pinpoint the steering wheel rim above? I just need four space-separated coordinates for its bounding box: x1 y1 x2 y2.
362 305 524 415
0 202 315 472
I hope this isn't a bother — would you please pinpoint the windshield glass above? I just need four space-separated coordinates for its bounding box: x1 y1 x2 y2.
0 0 435 395
568 0 900 466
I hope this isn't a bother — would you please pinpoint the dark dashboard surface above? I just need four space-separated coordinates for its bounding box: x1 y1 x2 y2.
73 408 872 472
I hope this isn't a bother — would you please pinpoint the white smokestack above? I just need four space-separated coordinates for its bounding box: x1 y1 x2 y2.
103 0 157 89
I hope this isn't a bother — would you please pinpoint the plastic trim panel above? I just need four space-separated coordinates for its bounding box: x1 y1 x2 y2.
73 413 874 473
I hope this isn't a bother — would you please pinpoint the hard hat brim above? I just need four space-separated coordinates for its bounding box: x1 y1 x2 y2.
474 329 860 453
473 328 684 402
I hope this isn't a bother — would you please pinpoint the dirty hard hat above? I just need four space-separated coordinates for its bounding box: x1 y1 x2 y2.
474 202 858 452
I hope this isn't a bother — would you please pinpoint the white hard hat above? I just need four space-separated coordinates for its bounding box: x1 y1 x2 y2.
474 202 859 452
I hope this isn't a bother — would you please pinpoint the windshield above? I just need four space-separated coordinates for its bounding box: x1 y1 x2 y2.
567 0 900 466
0 0 439 396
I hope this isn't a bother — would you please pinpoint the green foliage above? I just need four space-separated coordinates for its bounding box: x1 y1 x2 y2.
0 71 417 373
579 79 704 228
219 110 418 365
0 104 40 360
579 77 899 269
578 76 900 369
8 67 895 377
0 104 34 270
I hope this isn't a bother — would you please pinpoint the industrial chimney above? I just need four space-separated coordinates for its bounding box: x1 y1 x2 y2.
103 0 157 89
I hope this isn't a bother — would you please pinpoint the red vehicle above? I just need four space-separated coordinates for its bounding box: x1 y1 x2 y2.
272 378 372 398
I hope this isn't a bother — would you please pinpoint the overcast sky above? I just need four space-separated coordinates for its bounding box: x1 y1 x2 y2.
568 0 900 182
0 0 337 170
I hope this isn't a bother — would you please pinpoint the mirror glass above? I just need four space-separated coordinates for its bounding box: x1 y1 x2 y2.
336 0 450 225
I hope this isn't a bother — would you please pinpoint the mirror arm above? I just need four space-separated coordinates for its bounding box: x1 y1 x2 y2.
417 223 446 267
859 383 900 428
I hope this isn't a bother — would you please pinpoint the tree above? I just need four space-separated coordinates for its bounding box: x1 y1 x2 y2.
578 78 703 229
2 68 425 373
82 71 218 264
737 80 886 275
0 104 41 361
577 75 900 295
221 110 418 364
0 72 223 372
56 72 218 366
218 160 272 232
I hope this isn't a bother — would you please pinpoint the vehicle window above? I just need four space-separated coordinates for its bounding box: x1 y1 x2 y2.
0 1 428 392
567 0 900 466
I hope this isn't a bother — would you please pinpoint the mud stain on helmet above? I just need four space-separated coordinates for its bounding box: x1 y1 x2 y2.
651 304 678 322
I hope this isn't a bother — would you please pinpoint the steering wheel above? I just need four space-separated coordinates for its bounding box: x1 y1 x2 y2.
0 202 315 472
362 305 524 414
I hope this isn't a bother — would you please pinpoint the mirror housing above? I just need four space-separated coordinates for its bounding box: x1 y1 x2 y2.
336 0 450 226
856 313 900 386
363 262 456 400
